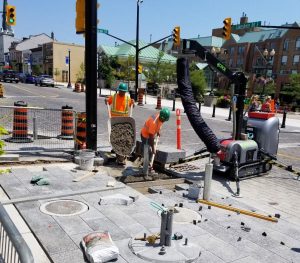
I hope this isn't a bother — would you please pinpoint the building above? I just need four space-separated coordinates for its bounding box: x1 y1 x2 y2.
43 41 85 83
0 33 19 68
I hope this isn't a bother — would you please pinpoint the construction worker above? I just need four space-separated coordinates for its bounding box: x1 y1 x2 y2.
140 108 170 173
105 82 135 165
105 82 135 117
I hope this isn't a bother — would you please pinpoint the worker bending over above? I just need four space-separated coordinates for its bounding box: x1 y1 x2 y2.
140 108 170 171
105 82 135 165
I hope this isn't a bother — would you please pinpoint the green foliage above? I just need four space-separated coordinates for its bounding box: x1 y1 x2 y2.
0 126 8 156
288 74 300 100
117 56 135 81
144 51 176 85
98 55 120 88
32 65 42 76
216 95 231 108
75 62 85 83
190 70 207 102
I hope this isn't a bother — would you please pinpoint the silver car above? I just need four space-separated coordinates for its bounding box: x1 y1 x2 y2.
35 75 55 87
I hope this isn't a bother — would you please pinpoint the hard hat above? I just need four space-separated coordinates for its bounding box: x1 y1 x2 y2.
159 107 170 122
117 83 128 92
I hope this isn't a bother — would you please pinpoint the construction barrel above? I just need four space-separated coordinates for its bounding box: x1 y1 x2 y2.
74 83 81 93
0 83 4 98
58 105 74 140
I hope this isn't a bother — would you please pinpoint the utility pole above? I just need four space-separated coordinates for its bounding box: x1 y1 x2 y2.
85 0 98 151
135 0 140 101
2 0 7 31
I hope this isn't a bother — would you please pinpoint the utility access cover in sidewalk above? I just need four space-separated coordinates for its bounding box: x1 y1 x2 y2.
40 199 89 217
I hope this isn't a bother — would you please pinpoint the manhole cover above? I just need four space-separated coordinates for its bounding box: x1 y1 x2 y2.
40 199 89 217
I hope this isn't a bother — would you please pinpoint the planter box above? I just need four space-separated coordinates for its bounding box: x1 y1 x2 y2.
204 95 218 107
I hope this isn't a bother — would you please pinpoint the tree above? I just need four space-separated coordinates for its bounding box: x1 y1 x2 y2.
75 62 85 83
32 65 42 76
189 62 207 102
98 55 119 89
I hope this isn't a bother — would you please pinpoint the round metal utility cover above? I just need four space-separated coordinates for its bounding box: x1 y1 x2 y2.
40 199 89 217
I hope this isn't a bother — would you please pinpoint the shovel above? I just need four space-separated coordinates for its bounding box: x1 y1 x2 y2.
149 135 160 171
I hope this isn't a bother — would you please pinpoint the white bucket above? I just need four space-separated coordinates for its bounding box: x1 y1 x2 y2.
79 150 95 171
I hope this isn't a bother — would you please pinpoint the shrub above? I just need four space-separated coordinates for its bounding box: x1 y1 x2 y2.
216 95 231 108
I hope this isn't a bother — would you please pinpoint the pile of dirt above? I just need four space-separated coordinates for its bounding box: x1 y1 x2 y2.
110 123 135 156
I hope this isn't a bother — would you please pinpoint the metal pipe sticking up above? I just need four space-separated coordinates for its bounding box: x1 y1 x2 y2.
160 209 174 247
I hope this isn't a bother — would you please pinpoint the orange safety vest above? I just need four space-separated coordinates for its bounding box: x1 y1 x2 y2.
141 113 163 139
109 93 130 117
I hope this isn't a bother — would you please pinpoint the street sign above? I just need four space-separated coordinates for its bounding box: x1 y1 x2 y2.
65 56 69 65
97 28 109 34
232 21 261 30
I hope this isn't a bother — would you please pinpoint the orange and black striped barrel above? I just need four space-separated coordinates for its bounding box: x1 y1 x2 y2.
156 95 162 110
60 105 74 139
13 101 28 139
74 83 81 93
75 112 86 150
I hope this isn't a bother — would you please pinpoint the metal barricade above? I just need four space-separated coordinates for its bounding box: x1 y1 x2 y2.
0 106 76 152
0 204 34 263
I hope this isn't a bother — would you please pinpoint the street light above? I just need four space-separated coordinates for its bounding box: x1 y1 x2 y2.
67 49 72 88
135 0 143 101
261 48 275 98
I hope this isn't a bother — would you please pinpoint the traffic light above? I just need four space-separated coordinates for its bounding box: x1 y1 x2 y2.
6 5 16 26
172 26 180 47
222 17 232 40
138 65 143 74
76 0 85 34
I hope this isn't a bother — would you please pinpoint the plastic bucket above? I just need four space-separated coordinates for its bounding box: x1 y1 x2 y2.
79 149 95 171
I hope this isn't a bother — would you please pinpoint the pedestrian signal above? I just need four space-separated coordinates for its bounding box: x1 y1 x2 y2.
222 18 231 40
6 5 16 26
172 26 180 47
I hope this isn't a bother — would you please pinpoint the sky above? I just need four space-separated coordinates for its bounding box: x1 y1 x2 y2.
7 0 300 46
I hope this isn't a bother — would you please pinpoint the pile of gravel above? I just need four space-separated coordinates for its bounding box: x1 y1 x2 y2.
110 123 135 156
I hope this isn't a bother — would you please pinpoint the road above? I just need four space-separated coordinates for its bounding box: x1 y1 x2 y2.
1 82 300 169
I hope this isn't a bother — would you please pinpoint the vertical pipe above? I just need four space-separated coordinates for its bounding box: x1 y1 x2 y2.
135 1 140 101
226 106 232 121
176 109 181 150
85 0 98 151
165 209 173 247
159 211 167 246
203 162 213 200
67 49 72 88
172 98 175 111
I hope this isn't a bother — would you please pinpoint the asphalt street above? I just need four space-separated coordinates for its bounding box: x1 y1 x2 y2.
1 82 300 168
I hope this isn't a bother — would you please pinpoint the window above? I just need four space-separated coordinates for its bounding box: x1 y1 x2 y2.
230 47 235 55
237 57 244 66
293 55 300 65
296 37 300 50
291 70 298 74
283 39 289 51
238 46 245 55
270 42 276 50
281 55 288 65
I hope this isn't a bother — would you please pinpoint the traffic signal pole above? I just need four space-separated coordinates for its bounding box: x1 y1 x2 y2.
85 0 98 151
2 0 7 31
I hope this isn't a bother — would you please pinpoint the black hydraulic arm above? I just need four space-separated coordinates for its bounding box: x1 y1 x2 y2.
181 39 248 140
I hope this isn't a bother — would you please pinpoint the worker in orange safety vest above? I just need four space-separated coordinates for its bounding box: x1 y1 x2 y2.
105 83 135 117
140 108 170 172
105 82 135 165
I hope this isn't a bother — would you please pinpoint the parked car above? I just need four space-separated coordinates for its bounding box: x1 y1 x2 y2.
35 75 54 87
19 73 36 84
0 70 19 83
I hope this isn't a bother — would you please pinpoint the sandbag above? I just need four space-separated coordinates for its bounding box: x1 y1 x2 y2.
81 232 119 263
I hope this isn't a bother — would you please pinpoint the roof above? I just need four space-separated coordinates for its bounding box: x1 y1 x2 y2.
196 62 209 70
15 33 53 51
190 36 224 48
235 28 288 44
99 40 177 63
